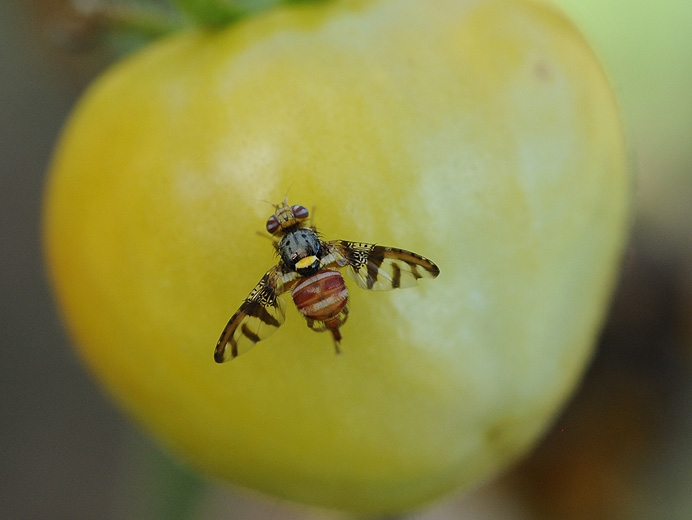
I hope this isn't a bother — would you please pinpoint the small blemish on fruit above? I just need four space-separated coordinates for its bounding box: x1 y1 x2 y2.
534 60 552 82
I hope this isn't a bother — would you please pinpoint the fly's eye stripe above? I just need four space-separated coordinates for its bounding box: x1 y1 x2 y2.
292 205 309 219
266 215 280 234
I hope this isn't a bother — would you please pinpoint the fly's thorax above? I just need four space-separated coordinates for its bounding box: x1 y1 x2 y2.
279 228 322 275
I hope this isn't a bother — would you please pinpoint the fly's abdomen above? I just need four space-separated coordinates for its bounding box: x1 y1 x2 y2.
291 270 348 322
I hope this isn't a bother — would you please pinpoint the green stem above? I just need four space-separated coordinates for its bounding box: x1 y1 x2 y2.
115 430 206 520
170 0 327 27
72 0 329 46
72 0 189 37
106 4 189 37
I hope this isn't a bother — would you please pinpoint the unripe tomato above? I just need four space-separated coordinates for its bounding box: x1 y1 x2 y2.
44 0 629 515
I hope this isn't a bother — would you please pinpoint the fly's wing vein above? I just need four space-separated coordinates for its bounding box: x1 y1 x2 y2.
326 240 439 291
214 265 296 362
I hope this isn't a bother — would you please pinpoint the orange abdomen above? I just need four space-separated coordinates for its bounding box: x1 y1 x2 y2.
291 270 348 322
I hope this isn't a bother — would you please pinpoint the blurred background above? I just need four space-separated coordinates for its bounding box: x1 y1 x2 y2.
1 0 691 518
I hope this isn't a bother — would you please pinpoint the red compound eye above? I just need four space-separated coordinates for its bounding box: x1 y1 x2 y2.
292 205 309 220
266 215 280 234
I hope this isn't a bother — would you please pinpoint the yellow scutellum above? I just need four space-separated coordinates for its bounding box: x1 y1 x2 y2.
44 0 629 515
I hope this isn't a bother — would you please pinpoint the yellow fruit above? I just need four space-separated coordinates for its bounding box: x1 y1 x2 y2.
43 0 629 515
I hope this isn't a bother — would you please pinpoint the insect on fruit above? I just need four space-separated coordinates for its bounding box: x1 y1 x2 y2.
214 199 440 361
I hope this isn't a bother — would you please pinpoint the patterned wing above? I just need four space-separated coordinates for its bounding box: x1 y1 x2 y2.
325 241 440 291
214 266 295 362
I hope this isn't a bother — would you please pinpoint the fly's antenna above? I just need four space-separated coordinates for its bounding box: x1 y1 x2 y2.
257 198 276 209
282 183 293 203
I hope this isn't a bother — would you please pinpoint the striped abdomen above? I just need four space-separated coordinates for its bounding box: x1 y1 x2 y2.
291 270 348 322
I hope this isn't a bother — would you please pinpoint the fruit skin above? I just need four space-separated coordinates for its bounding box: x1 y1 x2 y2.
43 0 629 515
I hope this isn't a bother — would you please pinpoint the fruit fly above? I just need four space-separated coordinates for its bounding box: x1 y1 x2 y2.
214 199 440 361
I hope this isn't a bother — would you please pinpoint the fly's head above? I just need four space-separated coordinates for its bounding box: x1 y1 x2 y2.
265 199 310 236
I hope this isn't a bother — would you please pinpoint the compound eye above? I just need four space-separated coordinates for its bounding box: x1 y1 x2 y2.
266 215 280 234
291 205 309 220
